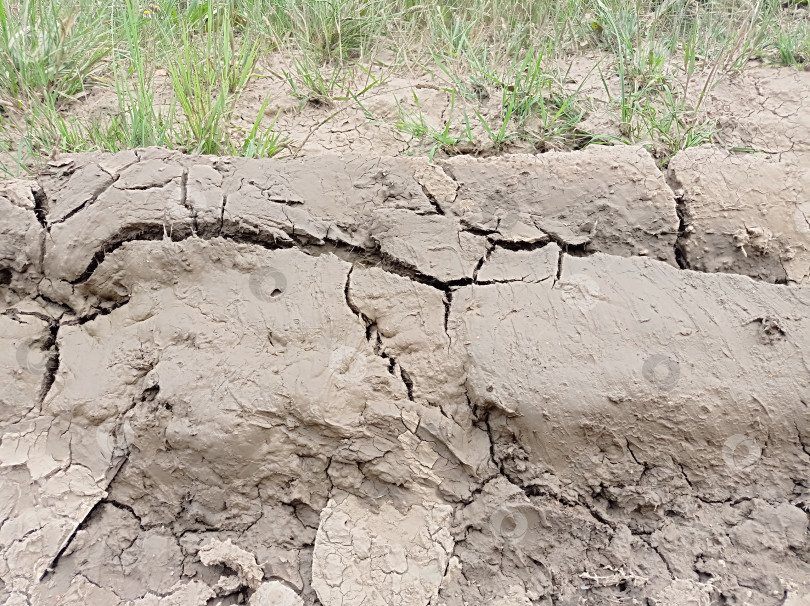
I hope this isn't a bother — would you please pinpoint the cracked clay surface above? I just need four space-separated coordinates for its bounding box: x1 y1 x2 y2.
1 145 809 606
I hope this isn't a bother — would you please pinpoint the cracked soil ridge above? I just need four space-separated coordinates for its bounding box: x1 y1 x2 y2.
0 146 808 606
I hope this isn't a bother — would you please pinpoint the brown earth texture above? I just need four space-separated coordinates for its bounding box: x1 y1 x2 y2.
2 64 810 606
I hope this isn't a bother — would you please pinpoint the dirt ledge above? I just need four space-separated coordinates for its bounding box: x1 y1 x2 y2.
0 148 808 606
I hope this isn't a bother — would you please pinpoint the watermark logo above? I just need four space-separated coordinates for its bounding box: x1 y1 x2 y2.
8 27 48 65
795 202 810 236
96 419 135 461
783 592 810 606
494 210 522 234
16 339 50 375
249 267 287 302
722 434 761 472
327 345 368 382
489 504 531 544
559 274 601 312
476 201 523 237
642 354 680 391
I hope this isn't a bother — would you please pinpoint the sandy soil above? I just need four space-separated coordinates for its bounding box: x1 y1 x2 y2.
57 52 810 160
1 62 809 606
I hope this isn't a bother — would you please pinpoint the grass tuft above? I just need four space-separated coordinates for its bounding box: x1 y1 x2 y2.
0 0 109 105
0 0 805 171
170 3 257 154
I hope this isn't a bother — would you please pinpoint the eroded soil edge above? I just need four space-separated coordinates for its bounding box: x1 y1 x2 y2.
1 147 808 606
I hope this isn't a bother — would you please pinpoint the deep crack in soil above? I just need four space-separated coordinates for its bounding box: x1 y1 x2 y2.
0 145 808 606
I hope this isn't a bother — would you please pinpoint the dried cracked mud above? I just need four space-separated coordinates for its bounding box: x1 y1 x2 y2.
1 143 809 606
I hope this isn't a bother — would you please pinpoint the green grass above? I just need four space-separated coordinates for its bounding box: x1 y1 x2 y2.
170 2 257 153
0 0 806 174
113 0 174 149
393 88 466 159
280 0 387 61
0 0 109 105
238 98 290 158
771 15 810 67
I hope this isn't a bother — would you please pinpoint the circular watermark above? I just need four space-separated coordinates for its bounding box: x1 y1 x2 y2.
642 354 680 391
795 203 810 236
96 419 135 461
474 200 522 235
489 505 530 544
722 434 761 472
42 375 66 403
559 274 601 312
327 344 368 382
417 556 447 591
16 339 51 375
495 210 522 234
786 593 810 606
249 267 288 302
8 27 49 65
